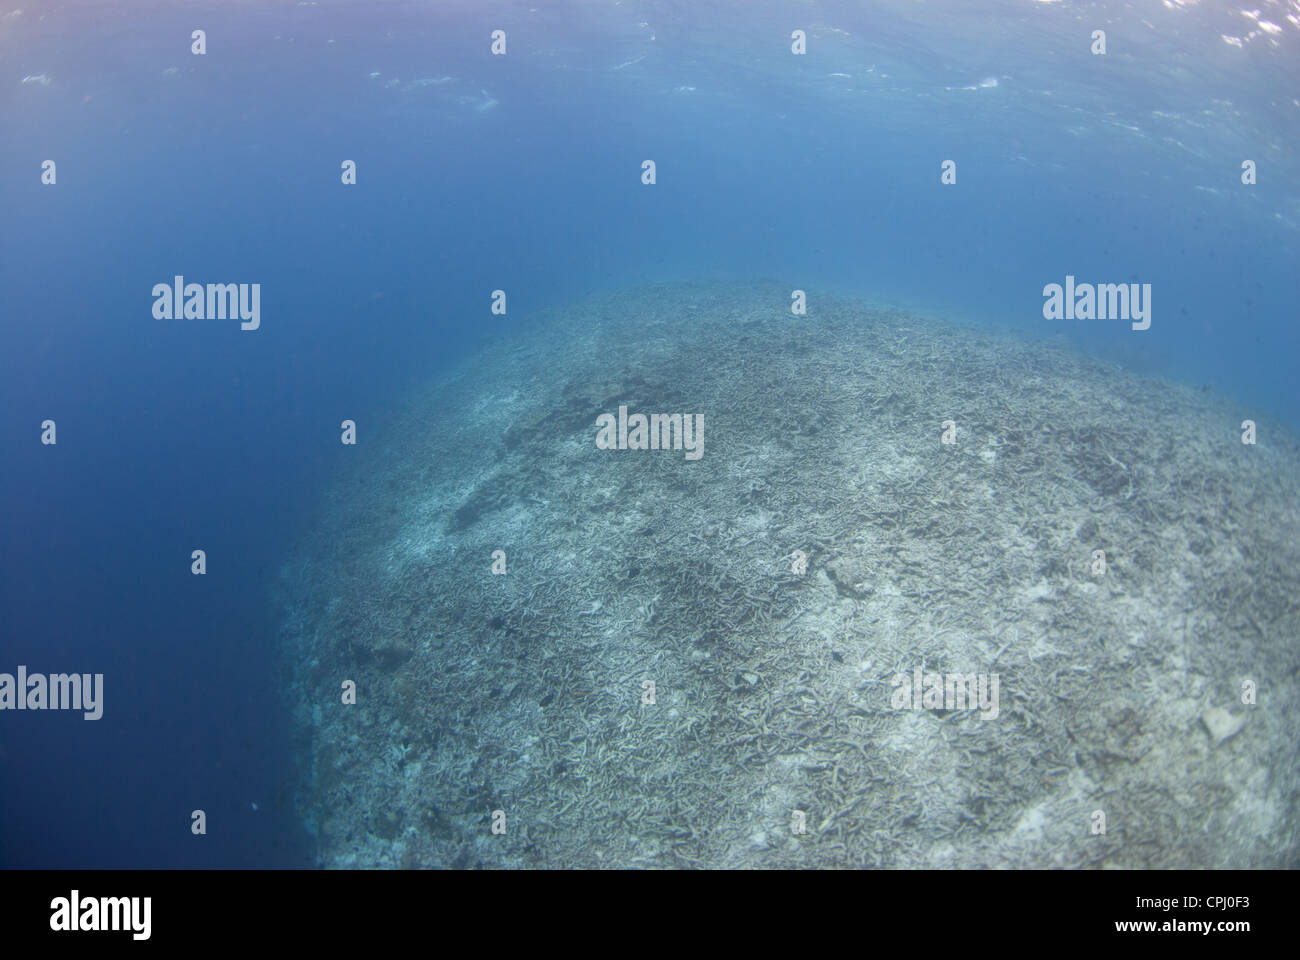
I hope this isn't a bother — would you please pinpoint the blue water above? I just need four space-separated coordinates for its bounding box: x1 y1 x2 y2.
1 0 1297 866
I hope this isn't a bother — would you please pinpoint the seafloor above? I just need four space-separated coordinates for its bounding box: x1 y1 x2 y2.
274 279 1300 868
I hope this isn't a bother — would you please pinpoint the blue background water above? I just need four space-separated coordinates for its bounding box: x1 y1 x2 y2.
1 0 1296 866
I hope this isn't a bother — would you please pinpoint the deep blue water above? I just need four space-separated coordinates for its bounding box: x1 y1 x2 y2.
2 0 1297 866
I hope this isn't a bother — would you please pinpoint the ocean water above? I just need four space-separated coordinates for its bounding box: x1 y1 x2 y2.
1 0 1297 869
